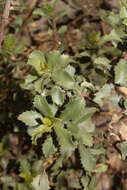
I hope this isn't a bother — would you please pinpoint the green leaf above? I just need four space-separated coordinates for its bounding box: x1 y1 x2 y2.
46 50 69 72
54 123 76 157
74 107 96 125
34 78 44 93
81 176 90 190
19 159 31 174
0 176 16 188
57 25 67 35
68 123 93 147
79 145 96 171
43 135 57 158
115 59 127 86
86 30 101 44
0 143 4 156
70 0 84 9
93 84 111 106
51 155 63 171
33 8 45 16
78 118 95 133
18 111 42 127
55 10 67 21
33 95 53 117
49 104 58 116
99 29 124 45
4 34 16 52
32 124 52 145
91 70 109 86
120 6 127 19
20 74 37 91
93 164 108 173
52 70 75 89
65 65 75 77
61 97 85 121
24 74 37 84
32 160 43 176
94 57 111 71
88 176 97 190
28 50 46 75
120 141 127 160
19 159 33 183
90 148 105 155
66 173 81 189
31 172 50 190
100 10 120 27
51 86 64 106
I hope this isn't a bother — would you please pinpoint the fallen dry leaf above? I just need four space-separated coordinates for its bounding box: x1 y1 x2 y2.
120 122 127 140
118 87 127 97
108 154 121 171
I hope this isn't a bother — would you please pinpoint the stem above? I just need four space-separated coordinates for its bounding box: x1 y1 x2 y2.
0 0 11 47
52 15 59 49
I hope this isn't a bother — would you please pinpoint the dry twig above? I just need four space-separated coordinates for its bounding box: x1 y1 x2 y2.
0 0 11 47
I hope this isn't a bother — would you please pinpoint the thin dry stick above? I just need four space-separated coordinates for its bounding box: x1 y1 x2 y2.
52 15 59 49
0 0 11 47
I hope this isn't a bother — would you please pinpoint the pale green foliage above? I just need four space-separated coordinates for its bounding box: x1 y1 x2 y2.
4 34 16 52
32 124 51 145
61 97 85 121
19 159 33 184
33 95 53 117
100 10 120 27
51 86 65 106
115 59 127 86
79 145 96 171
18 111 42 127
68 123 93 147
52 70 76 89
28 50 46 75
43 135 57 158
94 57 111 71
46 50 69 71
94 84 111 106
16 1 127 189
120 141 127 160
31 172 50 190
54 123 76 157
32 118 54 144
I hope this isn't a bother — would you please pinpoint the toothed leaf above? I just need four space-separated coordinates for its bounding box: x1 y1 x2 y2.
93 84 111 106
43 136 57 158
120 141 127 160
51 86 64 106
54 123 76 157
79 145 96 171
28 50 46 75
52 70 75 89
46 50 69 72
61 97 85 121
33 95 53 117
18 111 42 127
19 159 32 183
68 123 93 147
31 172 50 190
115 59 127 86
51 155 64 171
74 107 96 125
32 124 52 145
